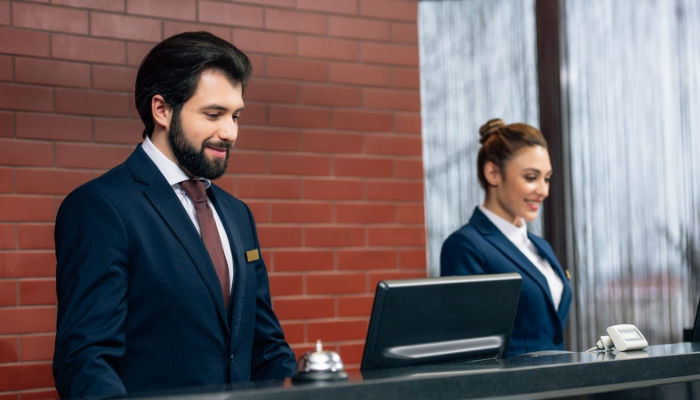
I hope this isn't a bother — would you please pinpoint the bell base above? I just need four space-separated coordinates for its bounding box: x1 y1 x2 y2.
292 370 349 383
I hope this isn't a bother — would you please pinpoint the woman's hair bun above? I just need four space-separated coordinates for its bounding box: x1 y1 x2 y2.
479 118 506 144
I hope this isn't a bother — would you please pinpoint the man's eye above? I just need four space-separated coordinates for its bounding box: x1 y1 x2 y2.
233 114 241 121
205 113 219 118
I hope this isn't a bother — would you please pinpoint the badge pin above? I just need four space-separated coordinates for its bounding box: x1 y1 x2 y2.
246 249 260 262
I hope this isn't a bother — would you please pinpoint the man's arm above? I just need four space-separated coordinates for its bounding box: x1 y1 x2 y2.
54 185 130 399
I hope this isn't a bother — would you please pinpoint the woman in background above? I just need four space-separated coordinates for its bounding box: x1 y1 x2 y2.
440 118 572 356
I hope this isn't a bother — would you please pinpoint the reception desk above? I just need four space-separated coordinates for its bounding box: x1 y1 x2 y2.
142 342 700 399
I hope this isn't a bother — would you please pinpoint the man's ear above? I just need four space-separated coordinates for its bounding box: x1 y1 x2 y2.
484 161 502 187
151 94 172 132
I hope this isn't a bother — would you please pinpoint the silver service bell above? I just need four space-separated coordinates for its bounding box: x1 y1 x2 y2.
292 340 349 383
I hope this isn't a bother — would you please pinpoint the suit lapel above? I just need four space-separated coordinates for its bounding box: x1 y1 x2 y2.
470 208 557 312
530 234 573 323
126 146 229 327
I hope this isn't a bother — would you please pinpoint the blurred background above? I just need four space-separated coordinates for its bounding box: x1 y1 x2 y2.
420 0 700 353
1 0 700 398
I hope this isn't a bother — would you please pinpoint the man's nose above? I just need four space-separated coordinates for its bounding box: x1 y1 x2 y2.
218 119 238 142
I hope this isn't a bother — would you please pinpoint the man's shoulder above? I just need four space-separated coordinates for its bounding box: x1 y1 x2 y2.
59 154 151 219
66 146 150 198
56 162 137 227
69 162 132 198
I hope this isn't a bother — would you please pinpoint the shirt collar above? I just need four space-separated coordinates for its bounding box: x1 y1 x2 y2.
479 205 529 247
141 136 212 188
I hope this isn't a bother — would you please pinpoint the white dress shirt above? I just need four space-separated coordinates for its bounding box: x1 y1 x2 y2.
142 137 234 292
479 205 563 310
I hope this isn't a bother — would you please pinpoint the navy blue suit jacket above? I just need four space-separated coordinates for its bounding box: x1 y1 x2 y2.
54 146 296 399
440 207 572 356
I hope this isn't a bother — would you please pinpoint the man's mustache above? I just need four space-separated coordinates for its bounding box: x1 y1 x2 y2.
203 140 233 151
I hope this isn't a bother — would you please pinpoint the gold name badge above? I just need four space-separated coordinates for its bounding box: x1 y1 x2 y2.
246 249 260 262
565 269 572 280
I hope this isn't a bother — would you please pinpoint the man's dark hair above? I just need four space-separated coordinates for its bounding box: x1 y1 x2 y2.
135 31 252 138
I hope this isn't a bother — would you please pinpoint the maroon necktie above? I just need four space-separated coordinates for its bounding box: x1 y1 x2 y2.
180 179 230 307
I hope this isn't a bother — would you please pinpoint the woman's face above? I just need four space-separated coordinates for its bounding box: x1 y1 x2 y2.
484 145 552 226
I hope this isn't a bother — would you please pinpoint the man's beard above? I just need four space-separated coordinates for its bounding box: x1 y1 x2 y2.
169 110 231 180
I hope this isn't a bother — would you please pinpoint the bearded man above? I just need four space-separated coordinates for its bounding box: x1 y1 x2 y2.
53 32 296 399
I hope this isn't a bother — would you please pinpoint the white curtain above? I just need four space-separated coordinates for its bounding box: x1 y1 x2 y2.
419 0 700 351
418 0 541 277
564 0 700 349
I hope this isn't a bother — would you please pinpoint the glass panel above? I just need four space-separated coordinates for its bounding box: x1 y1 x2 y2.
418 0 540 276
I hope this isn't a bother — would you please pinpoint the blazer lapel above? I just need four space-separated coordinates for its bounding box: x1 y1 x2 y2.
470 208 556 309
126 146 229 326
530 234 573 323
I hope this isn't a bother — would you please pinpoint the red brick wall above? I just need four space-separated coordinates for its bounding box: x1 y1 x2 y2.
0 0 424 398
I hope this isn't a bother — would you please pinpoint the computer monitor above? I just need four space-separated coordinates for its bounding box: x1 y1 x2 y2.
360 273 522 371
692 298 700 342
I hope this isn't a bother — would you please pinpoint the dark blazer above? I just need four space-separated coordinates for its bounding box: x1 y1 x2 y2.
54 145 296 399
440 207 572 356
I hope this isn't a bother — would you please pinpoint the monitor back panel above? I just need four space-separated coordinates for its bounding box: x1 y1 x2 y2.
692 298 700 342
361 273 522 371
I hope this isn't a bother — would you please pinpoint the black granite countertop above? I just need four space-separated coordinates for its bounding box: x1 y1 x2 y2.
137 342 700 400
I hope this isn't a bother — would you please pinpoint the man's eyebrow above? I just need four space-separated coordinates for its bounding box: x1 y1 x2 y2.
200 105 245 112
